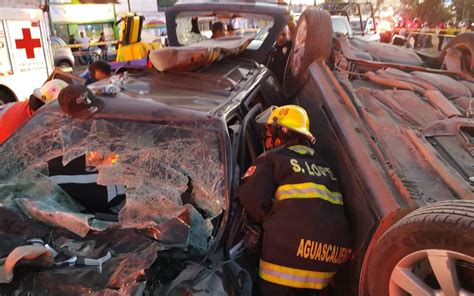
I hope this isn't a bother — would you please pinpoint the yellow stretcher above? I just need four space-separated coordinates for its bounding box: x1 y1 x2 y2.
116 13 162 62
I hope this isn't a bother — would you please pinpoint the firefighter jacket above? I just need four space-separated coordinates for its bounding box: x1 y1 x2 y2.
238 145 352 290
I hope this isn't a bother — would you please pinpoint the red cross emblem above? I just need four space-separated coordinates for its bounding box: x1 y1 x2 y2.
15 28 41 59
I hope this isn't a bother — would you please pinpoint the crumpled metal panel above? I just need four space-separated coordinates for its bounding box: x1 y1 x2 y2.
15 230 158 295
412 71 472 98
156 260 252 296
342 36 424 66
372 68 473 99
355 87 459 204
0 181 96 237
369 89 443 126
0 207 159 295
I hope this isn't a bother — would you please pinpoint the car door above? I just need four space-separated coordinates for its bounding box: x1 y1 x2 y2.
225 103 263 259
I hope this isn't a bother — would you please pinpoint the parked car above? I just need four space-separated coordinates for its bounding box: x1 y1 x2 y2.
0 2 473 296
51 36 75 71
318 2 383 43
331 15 354 38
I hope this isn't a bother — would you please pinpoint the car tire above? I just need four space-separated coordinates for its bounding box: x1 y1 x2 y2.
439 32 474 72
0 87 17 105
283 8 332 97
367 200 474 295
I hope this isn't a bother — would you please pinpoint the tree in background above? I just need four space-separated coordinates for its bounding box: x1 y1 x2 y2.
400 0 453 25
450 0 474 22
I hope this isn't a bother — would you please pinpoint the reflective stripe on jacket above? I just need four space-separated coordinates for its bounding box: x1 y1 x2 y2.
259 259 336 289
275 182 343 205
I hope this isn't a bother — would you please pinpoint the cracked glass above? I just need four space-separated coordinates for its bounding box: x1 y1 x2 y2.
0 110 226 253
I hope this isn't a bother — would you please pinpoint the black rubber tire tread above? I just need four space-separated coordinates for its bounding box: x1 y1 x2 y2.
366 200 474 295
289 8 332 78
283 8 332 97
440 32 474 72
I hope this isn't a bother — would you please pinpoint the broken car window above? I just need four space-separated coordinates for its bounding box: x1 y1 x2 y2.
0 111 226 254
176 11 274 48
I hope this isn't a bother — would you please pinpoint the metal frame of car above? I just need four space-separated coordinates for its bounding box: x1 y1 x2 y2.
294 62 403 294
318 2 376 36
165 2 289 63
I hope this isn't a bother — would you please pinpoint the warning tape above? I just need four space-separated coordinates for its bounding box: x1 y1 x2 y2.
391 28 471 37
72 50 117 57
51 40 118 50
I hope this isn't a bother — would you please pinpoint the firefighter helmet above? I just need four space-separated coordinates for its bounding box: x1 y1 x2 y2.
256 105 315 143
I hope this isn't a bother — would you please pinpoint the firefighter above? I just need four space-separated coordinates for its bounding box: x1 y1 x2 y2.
238 105 352 296
266 26 292 84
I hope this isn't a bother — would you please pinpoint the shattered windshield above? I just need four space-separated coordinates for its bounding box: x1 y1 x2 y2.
0 110 226 254
176 11 274 48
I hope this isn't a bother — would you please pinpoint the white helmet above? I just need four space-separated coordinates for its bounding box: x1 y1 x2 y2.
33 79 68 103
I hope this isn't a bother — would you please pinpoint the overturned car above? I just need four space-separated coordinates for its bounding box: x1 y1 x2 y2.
0 2 473 296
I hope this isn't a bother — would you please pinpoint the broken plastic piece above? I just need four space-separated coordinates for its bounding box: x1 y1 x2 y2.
0 245 54 284
15 197 95 238
27 238 60 258
76 251 112 273
142 208 191 247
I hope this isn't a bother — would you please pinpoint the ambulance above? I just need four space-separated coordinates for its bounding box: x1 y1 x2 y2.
0 3 54 104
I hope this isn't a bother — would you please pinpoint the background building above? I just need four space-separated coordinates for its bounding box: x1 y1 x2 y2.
114 0 167 42
49 1 117 43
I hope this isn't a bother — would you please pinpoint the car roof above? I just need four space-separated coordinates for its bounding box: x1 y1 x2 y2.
86 58 263 117
44 93 218 124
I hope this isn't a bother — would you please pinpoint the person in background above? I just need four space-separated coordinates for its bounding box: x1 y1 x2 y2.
287 12 297 40
81 60 113 85
459 19 471 34
227 23 238 36
442 21 456 49
211 21 227 39
0 79 68 144
187 17 205 44
437 20 447 51
69 34 78 52
191 17 201 35
407 18 421 49
77 31 91 64
69 34 79 65
266 26 292 84
227 15 239 36
98 32 108 61
418 22 431 48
